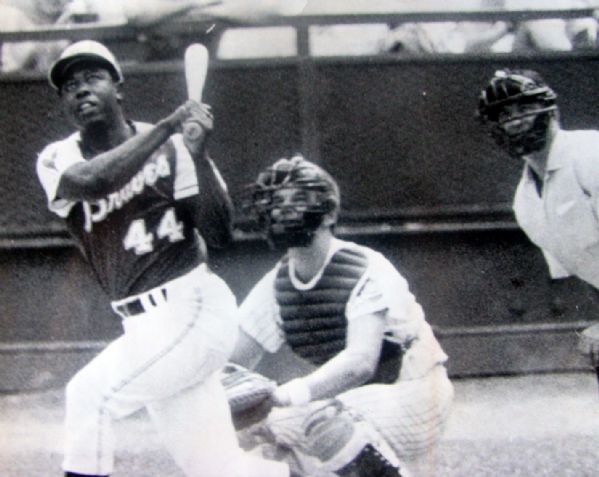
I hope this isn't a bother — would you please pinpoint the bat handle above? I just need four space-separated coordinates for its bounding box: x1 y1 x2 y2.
183 121 203 141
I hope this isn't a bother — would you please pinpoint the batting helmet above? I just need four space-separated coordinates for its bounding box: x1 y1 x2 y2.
245 155 340 249
49 40 123 91
478 69 558 156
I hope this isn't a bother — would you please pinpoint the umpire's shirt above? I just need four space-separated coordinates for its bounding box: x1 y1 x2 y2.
514 128 599 289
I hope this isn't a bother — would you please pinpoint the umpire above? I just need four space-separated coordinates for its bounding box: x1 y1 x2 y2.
478 69 599 379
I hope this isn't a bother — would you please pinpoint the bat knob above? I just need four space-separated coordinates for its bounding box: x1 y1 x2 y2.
183 121 203 141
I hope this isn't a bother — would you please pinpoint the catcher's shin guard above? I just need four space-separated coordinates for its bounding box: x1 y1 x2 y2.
302 400 404 477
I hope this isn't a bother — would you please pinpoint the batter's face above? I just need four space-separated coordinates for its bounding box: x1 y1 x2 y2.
60 64 122 130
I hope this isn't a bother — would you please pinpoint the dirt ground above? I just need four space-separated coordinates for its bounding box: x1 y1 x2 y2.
1 372 597 476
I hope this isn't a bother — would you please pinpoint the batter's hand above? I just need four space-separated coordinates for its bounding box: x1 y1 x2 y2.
182 102 214 154
165 100 213 133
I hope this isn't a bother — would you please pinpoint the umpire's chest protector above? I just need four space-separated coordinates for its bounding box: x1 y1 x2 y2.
274 248 368 366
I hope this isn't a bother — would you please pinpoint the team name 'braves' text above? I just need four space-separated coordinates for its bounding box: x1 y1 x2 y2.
83 155 170 232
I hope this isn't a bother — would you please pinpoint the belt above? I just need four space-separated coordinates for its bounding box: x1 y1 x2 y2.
114 287 168 318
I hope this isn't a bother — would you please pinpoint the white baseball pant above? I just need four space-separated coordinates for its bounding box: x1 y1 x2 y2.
266 364 453 473
63 264 289 477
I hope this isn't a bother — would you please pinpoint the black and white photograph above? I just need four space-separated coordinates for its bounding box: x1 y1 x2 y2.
1 1 598 476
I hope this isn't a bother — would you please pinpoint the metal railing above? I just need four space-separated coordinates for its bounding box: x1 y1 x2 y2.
0 7 596 56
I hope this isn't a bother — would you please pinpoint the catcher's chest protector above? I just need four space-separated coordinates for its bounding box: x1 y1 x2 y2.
275 248 403 383
275 248 367 366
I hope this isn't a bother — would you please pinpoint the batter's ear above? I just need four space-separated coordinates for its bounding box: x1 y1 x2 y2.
115 85 124 103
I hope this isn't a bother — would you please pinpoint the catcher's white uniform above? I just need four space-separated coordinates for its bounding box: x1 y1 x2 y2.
239 237 453 469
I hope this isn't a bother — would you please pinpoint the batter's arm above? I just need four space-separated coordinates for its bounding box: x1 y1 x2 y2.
273 310 386 405
57 104 192 201
188 151 234 248
179 105 234 248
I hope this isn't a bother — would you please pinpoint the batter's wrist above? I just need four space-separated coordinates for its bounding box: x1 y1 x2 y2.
156 117 178 136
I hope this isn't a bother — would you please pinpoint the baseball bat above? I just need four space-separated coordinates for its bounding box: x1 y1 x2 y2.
183 43 209 141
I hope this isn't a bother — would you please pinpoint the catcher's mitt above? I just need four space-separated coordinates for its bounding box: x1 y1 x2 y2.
220 363 277 429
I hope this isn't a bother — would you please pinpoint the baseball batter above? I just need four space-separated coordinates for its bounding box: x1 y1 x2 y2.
231 156 453 477
478 69 599 377
37 40 290 477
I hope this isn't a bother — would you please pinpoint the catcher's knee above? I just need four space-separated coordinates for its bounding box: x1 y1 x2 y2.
302 400 406 477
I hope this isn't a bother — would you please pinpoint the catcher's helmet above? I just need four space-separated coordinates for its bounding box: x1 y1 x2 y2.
245 155 340 249
478 69 558 156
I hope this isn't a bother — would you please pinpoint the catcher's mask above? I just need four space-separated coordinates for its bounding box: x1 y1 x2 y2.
478 69 557 156
244 155 340 250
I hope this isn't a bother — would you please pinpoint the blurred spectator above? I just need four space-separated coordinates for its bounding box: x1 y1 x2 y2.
0 0 71 73
380 0 598 55
507 0 597 52
382 21 511 55
568 15 598 49
311 0 512 56
63 0 306 26
512 18 575 51
56 0 306 60
57 0 125 24
125 0 307 60
4 0 68 24
308 24 391 57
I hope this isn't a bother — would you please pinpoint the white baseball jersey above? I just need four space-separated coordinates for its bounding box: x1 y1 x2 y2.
37 121 221 299
239 238 453 467
239 237 448 381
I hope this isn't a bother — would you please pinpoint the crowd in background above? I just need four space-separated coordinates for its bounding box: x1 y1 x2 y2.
0 0 306 71
1 0 599 73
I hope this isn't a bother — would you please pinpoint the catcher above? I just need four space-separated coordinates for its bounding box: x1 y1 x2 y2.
224 156 453 477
